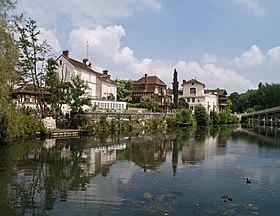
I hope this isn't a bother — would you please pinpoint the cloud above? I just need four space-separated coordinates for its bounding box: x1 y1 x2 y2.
38 28 61 54
67 25 254 92
203 53 218 64
233 45 265 67
233 0 265 16
18 0 162 28
267 46 280 62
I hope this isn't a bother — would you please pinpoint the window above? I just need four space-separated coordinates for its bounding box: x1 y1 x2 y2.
192 98 195 102
190 106 193 110
187 98 190 102
192 83 194 85
190 88 196 94
59 60 62 65
198 100 200 102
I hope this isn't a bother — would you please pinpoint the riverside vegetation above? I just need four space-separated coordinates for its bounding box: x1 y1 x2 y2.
0 0 238 143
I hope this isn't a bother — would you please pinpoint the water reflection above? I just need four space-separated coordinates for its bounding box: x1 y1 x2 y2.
0 126 280 215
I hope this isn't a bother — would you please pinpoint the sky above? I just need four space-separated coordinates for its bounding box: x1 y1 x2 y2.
17 0 280 93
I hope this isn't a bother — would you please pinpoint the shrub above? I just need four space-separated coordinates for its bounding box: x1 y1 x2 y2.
210 111 220 125
176 109 194 126
194 105 209 127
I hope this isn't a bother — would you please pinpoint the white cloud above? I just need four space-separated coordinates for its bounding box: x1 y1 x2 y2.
38 28 61 54
234 0 265 16
18 0 161 28
233 45 265 67
203 53 218 64
67 25 254 92
267 46 280 62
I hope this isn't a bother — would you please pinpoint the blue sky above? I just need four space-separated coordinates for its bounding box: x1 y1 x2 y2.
17 0 280 93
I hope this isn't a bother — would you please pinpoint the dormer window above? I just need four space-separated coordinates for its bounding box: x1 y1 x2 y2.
192 83 194 85
190 88 196 94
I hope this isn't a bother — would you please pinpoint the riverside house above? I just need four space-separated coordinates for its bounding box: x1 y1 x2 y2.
56 50 126 113
132 74 169 105
180 78 227 113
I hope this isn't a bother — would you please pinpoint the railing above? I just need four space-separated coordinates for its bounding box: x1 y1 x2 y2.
239 107 280 117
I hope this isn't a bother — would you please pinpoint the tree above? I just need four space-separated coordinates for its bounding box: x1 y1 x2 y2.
176 109 194 125
15 18 51 117
177 98 189 109
140 94 160 112
64 75 91 129
210 111 220 125
45 58 66 119
162 95 172 113
172 69 179 109
116 79 133 102
194 105 209 127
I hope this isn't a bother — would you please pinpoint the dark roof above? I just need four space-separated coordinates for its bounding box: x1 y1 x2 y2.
134 75 166 86
63 56 116 85
12 84 50 96
205 88 227 96
184 79 205 87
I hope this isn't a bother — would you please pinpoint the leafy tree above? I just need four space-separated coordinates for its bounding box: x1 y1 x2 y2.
176 109 194 126
45 58 66 119
172 69 179 108
194 105 209 127
140 94 160 112
177 98 189 109
162 95 172 113
228 92 239 113
15 18 51 117
116 79 133 102
210 111 220 125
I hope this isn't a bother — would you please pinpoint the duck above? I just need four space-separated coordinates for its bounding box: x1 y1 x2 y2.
222 195 233 202
246 178 252 184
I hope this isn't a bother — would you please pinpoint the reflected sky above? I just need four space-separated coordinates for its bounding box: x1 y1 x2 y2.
0 127 280 215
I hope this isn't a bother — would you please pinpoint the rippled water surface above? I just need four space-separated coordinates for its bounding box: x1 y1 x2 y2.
0 126 280 216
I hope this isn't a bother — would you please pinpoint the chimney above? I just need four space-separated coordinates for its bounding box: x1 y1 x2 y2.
144 74 148 90
183 79 186 84
62 50 69 58
82 58 89 65
103 70 108 76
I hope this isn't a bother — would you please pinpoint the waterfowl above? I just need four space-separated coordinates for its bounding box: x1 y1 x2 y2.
246 178 252 184
222 195 233 202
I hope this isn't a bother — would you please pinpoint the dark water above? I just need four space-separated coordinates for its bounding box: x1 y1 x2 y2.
1 126 280 216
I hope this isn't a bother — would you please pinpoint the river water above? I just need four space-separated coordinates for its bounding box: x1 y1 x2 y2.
0 126 280 216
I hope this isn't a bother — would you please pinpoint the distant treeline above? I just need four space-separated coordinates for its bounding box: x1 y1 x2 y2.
229 82 280 113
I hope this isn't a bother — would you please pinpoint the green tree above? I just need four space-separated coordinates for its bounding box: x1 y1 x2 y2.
163 95 172 113
177 98 189 109
63 76 91 129
116 79 133 102
15 18 51 117
176 109 194 126
172 69 179 109
210 111 220 125
194 105 209 127
140 94 160 112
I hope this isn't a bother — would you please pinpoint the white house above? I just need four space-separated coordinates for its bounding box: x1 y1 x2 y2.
56 50 126 112
180 79 218 113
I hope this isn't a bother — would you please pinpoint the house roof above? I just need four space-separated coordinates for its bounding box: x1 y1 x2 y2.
134 75 166 86
60 55 116 85
184 79 205 87
205 88 227 96
12 84 50 96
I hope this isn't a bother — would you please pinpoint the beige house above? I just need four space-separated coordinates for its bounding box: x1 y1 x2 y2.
180 79 219 113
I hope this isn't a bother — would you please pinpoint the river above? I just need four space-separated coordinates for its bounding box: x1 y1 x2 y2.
0 126 280 215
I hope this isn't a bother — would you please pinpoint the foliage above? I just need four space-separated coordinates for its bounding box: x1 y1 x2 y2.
194 105 209 127
172 69 179 108
210 111 220 125
177 98 189 109
230 82 280 113
176 109 194 126
162 95 172 112
15 18 51 117
140 94 160 112
218 111 239 124
116 79 133 102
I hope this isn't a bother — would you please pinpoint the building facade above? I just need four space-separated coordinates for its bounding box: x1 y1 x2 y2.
56 50 126 112
132 74 169 104
205 88 228 111
180 79 219 113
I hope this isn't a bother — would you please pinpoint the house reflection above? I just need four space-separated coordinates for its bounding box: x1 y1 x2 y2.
82 144 126 176
181 137 205 165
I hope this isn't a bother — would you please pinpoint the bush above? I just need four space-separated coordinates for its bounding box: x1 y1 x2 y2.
176 109 194 126
218 111 239 124
210 111 220 125
194 105 209 127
